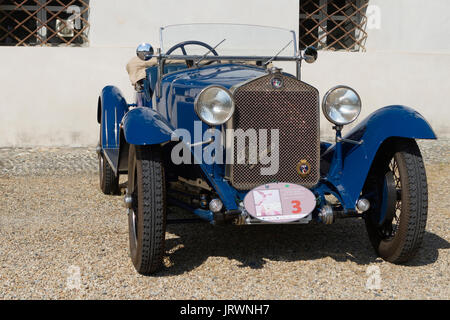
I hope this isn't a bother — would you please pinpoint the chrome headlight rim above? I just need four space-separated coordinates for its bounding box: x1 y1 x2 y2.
194 85 235 126
322 85 362 126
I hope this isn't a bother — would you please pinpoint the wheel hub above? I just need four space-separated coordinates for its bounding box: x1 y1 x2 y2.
124 190 134 209
378 170 397 227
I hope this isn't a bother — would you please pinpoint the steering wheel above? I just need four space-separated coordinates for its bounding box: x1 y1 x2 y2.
165 40 219 68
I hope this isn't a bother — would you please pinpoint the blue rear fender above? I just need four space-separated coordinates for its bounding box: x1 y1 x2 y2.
98 86 129 174
99 86 128 149
322 105 437 210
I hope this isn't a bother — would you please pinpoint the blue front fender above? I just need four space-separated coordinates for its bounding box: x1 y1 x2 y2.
323 105 436 210
122 107 175 145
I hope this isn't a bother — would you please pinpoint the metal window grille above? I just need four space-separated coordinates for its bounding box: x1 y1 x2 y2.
0 0 89 46
300 0 369 52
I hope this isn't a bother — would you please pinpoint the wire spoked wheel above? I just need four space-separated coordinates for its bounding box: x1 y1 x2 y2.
364 139 428 264
377 157 402 240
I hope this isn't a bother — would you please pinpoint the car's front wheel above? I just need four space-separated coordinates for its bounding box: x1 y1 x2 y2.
127 144 166 275
363 139 428 264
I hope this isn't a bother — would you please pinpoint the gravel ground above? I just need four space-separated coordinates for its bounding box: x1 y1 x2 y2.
0 139 448 300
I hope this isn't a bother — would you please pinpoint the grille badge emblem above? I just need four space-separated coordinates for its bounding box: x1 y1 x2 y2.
296 160 311 178
271 77 283 89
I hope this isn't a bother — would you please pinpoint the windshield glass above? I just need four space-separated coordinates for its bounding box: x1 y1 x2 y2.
160 23 297 57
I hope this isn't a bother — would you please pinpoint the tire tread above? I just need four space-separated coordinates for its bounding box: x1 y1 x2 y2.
135 146 166 274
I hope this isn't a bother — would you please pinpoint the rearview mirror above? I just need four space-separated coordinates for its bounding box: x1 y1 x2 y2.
136 43 154 61
303 46 318 64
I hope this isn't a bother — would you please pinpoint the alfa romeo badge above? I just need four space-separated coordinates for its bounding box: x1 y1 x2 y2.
296 159 311 178
271 77 283 89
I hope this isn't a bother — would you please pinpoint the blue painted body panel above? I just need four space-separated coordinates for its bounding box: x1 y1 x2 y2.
321 105 437 210
122 107 175 145
99 62 437 222
156 64 267 129
99 86 128 150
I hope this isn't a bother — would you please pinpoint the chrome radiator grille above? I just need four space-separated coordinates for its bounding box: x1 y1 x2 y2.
228 73 320 190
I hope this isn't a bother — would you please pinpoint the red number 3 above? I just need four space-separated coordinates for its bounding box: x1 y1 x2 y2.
291 200 302 214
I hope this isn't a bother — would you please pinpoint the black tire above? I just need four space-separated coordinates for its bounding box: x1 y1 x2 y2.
98 151 120 195
127 144 166 275
363 139 428 264
98 124 120 195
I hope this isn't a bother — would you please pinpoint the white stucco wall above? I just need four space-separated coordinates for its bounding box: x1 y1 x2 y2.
308 0 450 137
0 0 449 146
366 0 450 53
0 0 299 146
303 50 450 137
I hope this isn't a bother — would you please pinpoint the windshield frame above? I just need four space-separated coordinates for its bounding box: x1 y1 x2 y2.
151 24 304 98
159 23 299 60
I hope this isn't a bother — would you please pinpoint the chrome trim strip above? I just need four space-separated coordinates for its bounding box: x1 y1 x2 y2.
224 117 234 180
296 59 302 80
291 29 302 80
145 54 302 62
105 110 108 148
244 214 312 225
114 107 118 146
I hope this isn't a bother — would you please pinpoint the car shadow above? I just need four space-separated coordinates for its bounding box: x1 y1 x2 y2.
155 208 449 276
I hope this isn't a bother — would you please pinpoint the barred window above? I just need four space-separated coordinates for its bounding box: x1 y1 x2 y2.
0 0 90 46
299 0 369 52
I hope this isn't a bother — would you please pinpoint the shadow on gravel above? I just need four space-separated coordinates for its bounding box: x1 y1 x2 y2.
403 232 450 267
157 212 449 276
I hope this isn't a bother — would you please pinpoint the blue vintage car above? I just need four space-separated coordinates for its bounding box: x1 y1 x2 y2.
97 24 436 275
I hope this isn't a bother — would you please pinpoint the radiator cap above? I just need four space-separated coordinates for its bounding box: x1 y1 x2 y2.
269 66 283 74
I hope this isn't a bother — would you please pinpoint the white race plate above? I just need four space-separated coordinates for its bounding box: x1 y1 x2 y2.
243 183 316 223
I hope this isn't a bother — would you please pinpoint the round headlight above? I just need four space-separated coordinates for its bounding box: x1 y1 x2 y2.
195 86 235 126
322 86 362 126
